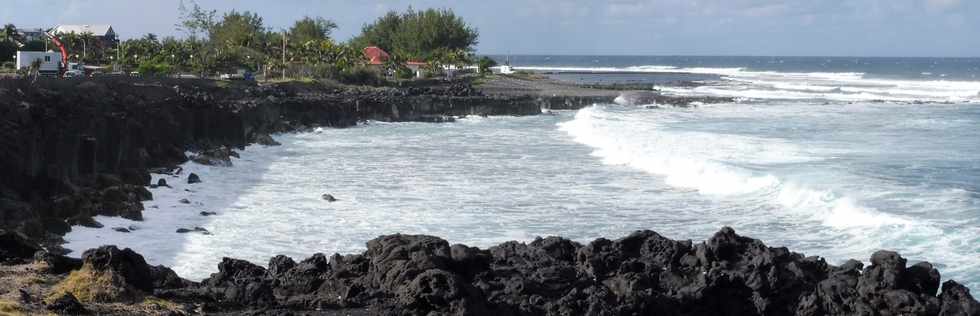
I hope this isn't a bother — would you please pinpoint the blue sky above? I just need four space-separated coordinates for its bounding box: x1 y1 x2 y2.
3 0 978 57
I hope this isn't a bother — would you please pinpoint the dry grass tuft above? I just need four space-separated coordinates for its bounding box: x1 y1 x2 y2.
45 266 141 303
0 299 24 316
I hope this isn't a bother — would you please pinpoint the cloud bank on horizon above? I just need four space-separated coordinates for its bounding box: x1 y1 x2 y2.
2 0 977 57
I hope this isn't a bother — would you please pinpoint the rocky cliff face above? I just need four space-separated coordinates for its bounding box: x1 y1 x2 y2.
0 78 540 246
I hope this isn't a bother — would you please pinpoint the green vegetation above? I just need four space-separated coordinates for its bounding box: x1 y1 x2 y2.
351 8 477 60
0 2 484 83
1 24 20 65
477 56 497 74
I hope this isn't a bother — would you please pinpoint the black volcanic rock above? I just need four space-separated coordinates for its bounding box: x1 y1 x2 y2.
35 251 84 274
176 227 210 234
81 246 187 292
46 292 87 314
147 228 980 315
192 146 239 167
254 133 281 146
939 281 980 315
0 230 41 263
187 173 202 184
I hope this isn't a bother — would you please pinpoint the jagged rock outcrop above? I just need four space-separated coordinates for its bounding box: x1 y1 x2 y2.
145 228 979 315
0 230 41 263
46 245 186 303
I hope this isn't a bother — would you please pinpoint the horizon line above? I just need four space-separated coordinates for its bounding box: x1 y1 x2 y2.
476 53 980 59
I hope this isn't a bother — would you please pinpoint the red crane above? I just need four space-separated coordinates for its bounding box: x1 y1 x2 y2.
44 31 69 78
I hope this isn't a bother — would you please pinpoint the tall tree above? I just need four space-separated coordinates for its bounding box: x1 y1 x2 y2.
176 0 216 39
351 8 478 61
210 10 266 48
1 24 19 43
289 17 337 44
350 12 402 53
0 24 18 63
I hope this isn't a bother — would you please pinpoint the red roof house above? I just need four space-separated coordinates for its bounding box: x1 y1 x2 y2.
363 46 390 65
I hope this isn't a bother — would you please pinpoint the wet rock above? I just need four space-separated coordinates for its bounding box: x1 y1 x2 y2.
46 292 87 314
939 280 980 315
176 227 210 235
97 185 150 220
200 211 218 216
70 216 104 229
0 230 42 263
192 146 239 167
187 173 202 184
157 178 170 188
321 194 337 202
904 262 941 296
255 133 281 146
112 227 131 233
179 198 191 204
614 91 661 106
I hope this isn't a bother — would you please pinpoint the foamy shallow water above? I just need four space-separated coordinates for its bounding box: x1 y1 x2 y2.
64 104 980 293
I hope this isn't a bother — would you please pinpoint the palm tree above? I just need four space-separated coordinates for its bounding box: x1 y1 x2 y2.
1 24 17 42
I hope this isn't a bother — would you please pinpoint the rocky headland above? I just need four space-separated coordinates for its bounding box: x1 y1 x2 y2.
0 77 976 315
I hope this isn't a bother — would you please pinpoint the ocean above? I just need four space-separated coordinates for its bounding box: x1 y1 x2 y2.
64 56 980 292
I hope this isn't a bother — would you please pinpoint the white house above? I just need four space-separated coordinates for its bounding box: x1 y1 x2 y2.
53 24 118 46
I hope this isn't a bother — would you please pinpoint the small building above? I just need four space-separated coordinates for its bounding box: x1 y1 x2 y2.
405 61 427 78
16 51 63 76
363 46 390 66
362 46 429 78
53 24 118 46
16 28 47 42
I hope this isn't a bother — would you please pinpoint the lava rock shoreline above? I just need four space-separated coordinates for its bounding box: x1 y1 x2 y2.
1 227 978 315
0 77 550 248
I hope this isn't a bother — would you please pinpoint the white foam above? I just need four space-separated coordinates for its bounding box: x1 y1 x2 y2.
517 64 980 103
557 105 910 229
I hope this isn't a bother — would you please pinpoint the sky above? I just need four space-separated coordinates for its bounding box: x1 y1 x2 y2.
3 0 978 57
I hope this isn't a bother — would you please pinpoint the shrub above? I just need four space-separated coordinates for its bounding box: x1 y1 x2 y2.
395 66 415 79
338 66 383 85
477 56 497 74
136 62 174 77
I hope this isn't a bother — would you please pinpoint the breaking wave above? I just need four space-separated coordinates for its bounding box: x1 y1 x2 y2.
516 65 980 103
